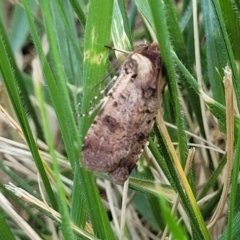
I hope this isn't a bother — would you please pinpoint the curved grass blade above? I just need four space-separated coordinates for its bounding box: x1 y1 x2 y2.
0 207 15 240
219 0 240 61
219 211 240 240
0 18 57 210
201 0 240 110
34 62 75 239
76 0 115 238
111 0 133 51
149 1 210 239
69 0 86 26
2 6 44 141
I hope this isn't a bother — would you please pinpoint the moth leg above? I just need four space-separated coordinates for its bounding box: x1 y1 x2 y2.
104 75 118 93
88 96 107 117
80 76 118 117
90 75 118 104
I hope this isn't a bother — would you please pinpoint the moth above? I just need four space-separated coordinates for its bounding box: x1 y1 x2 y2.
82 43 165 184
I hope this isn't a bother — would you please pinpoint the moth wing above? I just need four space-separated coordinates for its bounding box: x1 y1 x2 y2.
82 44 164 184
82 72 135 173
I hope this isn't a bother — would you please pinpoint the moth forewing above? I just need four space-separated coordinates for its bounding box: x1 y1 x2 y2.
82 43 165 184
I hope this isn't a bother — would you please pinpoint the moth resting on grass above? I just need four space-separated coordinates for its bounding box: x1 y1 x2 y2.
82 43 165 184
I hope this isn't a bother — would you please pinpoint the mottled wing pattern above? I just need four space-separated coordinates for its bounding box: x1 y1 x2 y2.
82 43 165 184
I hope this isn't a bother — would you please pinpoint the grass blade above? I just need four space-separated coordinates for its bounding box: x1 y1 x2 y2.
0 17 57 210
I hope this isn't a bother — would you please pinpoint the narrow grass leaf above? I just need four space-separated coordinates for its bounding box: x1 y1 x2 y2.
153 124 204 239
0 207 15 240
149 2 210 238
111 0 133 51
35 68 75 239
134 0 154 27
37 0 81 167
75 0 115 238
226 122 240 239
201 0 226 107
149 0 188 166
163 0 203 140
173 52 240 133
0 184 49 234
0 18 57 210
179 1 193 32
49 0 83 113
202 0 240 111
69 0 86 26
136 159 166 230
9 2 38 52
159 196 188 240
219 211 240 240
219 0 240 61
198 156 226 199
0 160 41 199
211 0 240 109
2 13 44 140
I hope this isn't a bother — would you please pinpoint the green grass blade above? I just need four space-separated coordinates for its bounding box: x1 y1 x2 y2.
202 0 240 110
36 0 81 168
198 156 226 199
1 0 239 238
173 52 233 127
163 0 186 59
235 0 240 12
0 207 15 240
111 0 133 51
49 0 83 112
226 122 240 239
1 9 45 141
75 0 115 238
129 1 137 31
35 71 75 239
0 184 49 234
9 2 38 52
152 125 204 239
211 0 240 109
134 0 154 27
179 1 193 32
219 0 240 61
159 197 188 240
163 0 203 139
21 0 85 236
69 0 86 26
219 212 240 240
149 1 210 239
201 0 226 107
148 0 188 166
0 18 57 210
0 161 41 199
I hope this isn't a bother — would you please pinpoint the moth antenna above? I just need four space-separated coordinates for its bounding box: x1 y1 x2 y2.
80 44 150 119
79 74 118 119
104 75 118 91
79 96 106 118
105 44 150 60
89 45 132 95
88 89 104 108
90 75 118 105
104 45 132 54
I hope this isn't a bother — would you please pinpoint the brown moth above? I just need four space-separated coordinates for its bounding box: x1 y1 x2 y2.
82 43 165 184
